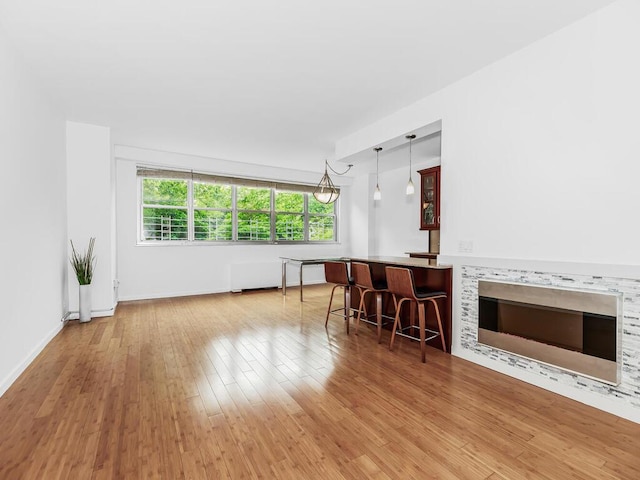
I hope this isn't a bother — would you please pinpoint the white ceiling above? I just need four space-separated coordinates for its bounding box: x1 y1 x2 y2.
0 0 616 172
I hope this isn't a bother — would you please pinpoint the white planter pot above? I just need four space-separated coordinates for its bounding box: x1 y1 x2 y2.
79 284 92 323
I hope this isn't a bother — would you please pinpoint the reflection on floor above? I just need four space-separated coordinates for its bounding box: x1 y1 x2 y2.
0 284 638 479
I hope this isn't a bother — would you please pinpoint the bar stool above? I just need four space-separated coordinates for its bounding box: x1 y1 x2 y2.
351 262 397 343
385 266 447 362
324 261 363 334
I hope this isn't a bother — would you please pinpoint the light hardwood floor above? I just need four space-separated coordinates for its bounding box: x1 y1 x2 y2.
0 285 638 479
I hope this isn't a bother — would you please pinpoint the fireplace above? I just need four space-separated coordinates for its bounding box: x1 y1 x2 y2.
477 280 622 385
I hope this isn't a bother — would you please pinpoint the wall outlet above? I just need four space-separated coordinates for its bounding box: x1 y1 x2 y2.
458 240 473 253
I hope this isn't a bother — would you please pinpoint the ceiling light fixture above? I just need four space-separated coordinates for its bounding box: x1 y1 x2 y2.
313 160 353 204
406 134 416 195
373 147 382 201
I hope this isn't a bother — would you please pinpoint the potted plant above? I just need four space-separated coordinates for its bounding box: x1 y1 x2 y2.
70 237 96 323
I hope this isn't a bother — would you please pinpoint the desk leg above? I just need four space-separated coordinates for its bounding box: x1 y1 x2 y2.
299 263 304 302
282 259 287 296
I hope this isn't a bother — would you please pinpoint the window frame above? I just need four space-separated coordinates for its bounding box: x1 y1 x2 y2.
274 189 306 242
137 169 339 245
192 181 234 242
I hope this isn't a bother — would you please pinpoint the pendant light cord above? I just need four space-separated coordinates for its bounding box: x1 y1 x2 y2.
326 159 353 176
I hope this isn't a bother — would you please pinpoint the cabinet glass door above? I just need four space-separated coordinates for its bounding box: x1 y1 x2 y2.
419 166 440 230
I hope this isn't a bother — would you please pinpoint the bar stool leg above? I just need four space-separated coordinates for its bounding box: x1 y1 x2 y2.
325 284 339 327
375 291 383 343
418 301 427 363
389 298 407 351
344 286 351 334
355 290 367 336
430 298 447 353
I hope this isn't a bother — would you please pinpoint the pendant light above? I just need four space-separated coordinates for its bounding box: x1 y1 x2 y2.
406 134 416 195
373 147 382 201
313 160 353 204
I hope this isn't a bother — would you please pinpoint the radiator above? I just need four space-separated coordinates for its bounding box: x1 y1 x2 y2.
230 262 281 292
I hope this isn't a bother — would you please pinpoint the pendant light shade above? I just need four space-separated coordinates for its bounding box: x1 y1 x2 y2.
373 147 382 201
313 160 353 204
406 177 415 195
314 163 339 204
406 134 416 196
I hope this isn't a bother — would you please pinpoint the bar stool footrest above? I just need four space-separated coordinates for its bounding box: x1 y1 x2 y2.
328 306 363 320
395 325 441 343
359 312 395 327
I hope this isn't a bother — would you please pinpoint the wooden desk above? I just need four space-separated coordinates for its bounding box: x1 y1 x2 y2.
349 256 453 352
280 256 348 301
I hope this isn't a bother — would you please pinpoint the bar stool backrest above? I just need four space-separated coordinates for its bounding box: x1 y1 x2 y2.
351 262 374 289
385 266 417 300
324 261 350 286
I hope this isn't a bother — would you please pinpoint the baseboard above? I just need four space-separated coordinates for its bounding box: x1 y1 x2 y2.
119 282 329 302
0 322 63 398
284 279 327 288
66 302 118 320
118 288 229 302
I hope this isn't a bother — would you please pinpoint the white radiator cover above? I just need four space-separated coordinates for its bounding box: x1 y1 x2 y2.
229 262 281 292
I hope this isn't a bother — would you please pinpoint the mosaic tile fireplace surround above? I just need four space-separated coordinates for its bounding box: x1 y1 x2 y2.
460 266 640 412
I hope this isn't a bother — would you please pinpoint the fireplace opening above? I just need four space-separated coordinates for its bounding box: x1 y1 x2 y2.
477 280 621 384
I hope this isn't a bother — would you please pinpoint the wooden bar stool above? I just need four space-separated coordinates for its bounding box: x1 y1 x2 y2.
385 266 447 362
351 262 397 343
324 261 363 334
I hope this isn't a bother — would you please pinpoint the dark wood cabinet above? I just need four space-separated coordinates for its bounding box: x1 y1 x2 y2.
419 166 440 230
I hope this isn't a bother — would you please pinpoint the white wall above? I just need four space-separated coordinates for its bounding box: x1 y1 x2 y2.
0 31 67 395
370 161 438 256
337 0 640 419
66 122 116 316
339 0 640 267
346 174 370 257
115 146 352 300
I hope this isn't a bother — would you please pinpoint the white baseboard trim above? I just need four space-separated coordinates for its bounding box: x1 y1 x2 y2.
118 288 229 302
119 282 329 302
66 302 117 320
284 279 327 288
0 322 64 398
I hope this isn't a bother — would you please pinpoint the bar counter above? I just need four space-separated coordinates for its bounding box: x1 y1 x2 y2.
350 256 450 269
349 256 453 352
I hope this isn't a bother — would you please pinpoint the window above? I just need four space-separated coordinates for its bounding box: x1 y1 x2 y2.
193 182 232 241
309 196 335 241
141 178 188 241
275 191 304 241
237 186 271 241
138 168 338 244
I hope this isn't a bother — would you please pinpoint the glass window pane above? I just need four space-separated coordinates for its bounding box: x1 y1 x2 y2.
194 210 232 241
309 215 335 241
276 214 304 241
194 182 232 209
142 207 188 241
142 179 187 206
308 196 335 215
237 187 270 211
275 191 303 213
237 212 271 241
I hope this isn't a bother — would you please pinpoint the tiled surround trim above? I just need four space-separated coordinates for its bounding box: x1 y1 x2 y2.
460 266 640 409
